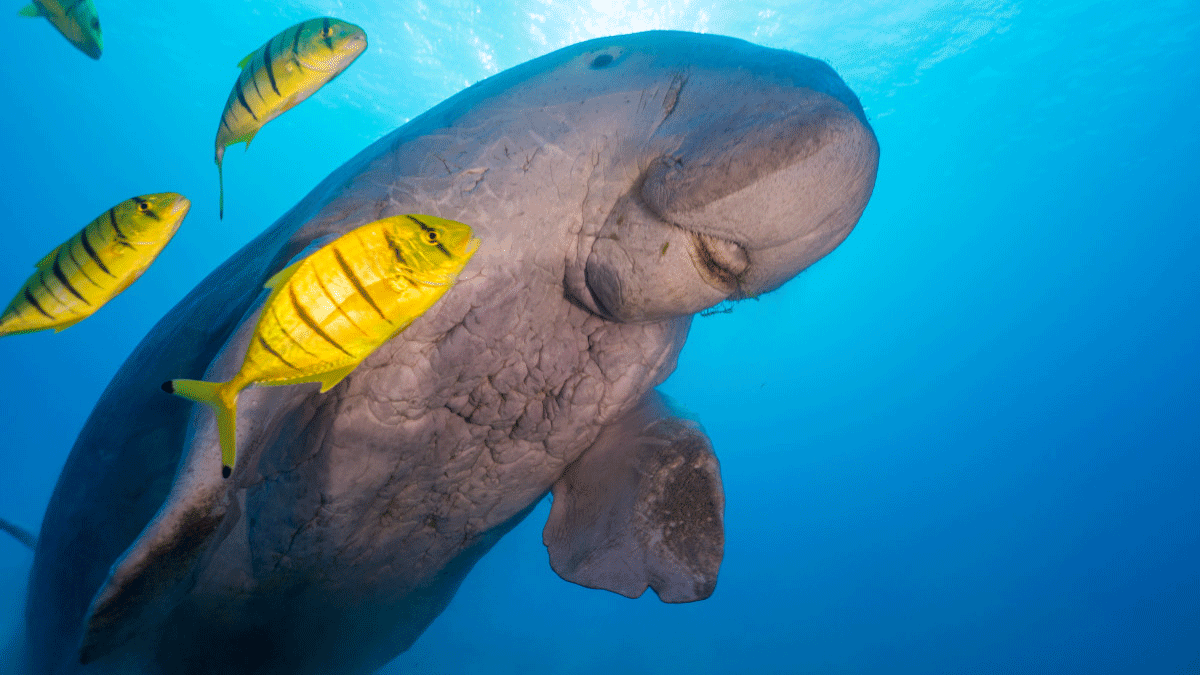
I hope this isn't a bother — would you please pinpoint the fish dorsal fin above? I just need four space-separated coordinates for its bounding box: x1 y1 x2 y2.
35 243 63 268
263 259 302 291
236 49 258 70
264 234 340 290
18 4 40 18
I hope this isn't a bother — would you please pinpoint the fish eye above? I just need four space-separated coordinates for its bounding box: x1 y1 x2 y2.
136 201 150 212
424 230 439 245
322 27 334 38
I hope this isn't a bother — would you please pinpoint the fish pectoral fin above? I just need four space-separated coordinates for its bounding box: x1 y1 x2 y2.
315 362 360 393
18 4 40 17
241 128 259 149
35 243 63 268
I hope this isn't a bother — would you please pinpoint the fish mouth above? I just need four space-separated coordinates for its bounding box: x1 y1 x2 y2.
164 196 192 222
460 235 482 259
79 41 102 60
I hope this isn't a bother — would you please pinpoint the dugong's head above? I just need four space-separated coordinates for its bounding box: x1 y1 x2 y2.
547 32 879 322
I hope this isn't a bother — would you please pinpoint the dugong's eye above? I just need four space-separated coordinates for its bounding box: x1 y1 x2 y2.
424 230 440 245
590 54 614 69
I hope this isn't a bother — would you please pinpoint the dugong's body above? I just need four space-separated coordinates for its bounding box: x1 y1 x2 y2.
23 31 878 674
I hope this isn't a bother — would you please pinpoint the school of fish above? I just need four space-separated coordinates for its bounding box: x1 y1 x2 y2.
11 13 471 478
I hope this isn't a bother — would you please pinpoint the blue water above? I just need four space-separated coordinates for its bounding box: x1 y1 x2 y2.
2 0 1198 673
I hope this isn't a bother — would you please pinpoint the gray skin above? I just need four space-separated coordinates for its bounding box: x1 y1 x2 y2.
22 30 878 675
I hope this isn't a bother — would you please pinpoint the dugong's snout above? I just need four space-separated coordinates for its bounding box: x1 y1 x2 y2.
580 56 880 323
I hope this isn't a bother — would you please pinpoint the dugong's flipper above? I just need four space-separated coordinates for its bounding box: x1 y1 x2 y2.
543 392 724 602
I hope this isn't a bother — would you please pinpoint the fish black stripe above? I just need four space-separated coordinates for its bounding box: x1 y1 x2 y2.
322 18 333 51
249 61 266 103
235 77 258 120
333 247 389 323
135 196 162 221
257 335 300 371
108 208 126 239
289 285 353 356
314 270 370 336
80 227 115 277
36 269 67 307
291 24 304 58
221 115 232 132
384 233 408 266
264 33 281 96
405 215 452 257
67 245 101 287
23 288 54 320
52 251 90 306
271 304 320 359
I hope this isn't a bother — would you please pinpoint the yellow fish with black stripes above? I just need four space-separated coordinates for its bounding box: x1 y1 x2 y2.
215 17 368 218
18 0 103 60
0 194 191 337
164 214 479 478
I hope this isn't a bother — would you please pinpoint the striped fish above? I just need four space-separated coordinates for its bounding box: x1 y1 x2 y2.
0 193 191 338
215 17 368 218
164 214 480 478
18 0 103 60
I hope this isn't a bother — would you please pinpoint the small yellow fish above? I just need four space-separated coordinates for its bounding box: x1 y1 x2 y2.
164 214 480 478
18 0 103 60
0 194 191 337
215 17 368 218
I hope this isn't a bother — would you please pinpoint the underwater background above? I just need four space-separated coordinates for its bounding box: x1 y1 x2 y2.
1 0 1197 673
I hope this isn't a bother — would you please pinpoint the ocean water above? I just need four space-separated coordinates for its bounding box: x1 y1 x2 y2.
1 0 1197 673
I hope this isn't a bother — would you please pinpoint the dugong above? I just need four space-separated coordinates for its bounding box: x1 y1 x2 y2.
20 30 878 674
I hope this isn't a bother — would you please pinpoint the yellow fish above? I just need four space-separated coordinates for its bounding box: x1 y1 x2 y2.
0 194 191 337
215 17 368 218
164 214 480 478
18 0 103 60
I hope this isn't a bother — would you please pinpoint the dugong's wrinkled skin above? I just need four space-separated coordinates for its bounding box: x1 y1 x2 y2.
23 31 878 674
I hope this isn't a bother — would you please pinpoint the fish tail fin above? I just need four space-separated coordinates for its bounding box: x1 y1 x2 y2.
215 151 225 220
162 379 238 478
0 516 36 550
18 4 40 18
